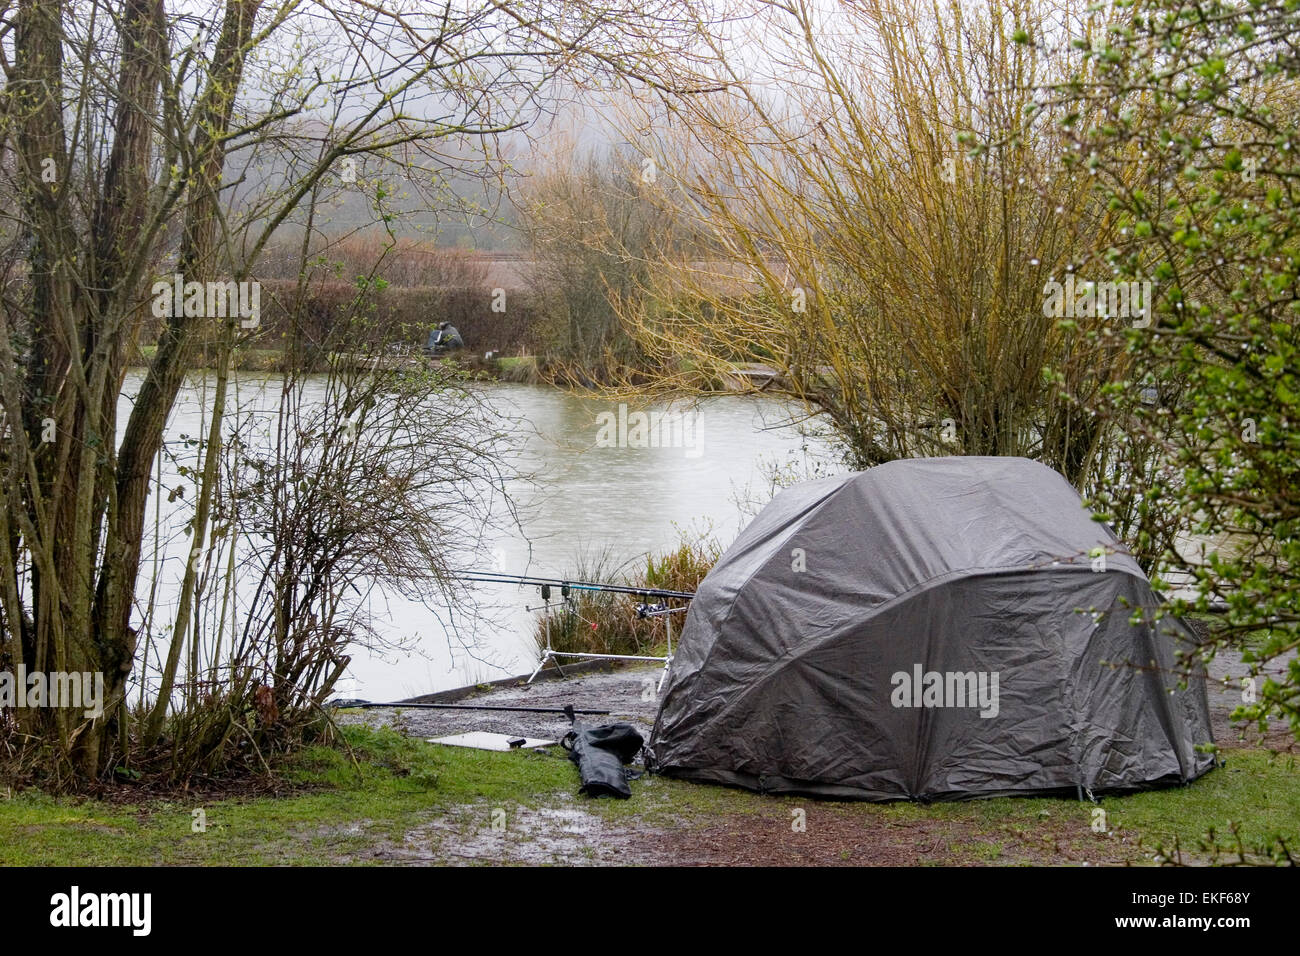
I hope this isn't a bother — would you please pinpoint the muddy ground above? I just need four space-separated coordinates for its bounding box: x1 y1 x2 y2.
351 665 661 743
372 792 1147 866
339 644 1294 866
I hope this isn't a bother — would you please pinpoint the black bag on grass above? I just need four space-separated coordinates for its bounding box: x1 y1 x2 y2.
560 719 644 799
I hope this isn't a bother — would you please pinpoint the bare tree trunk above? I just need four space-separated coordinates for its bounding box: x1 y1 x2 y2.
0 0 715 788
99 0 262 755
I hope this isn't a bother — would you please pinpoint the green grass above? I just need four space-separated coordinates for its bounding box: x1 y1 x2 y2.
0 726 1295 865
0 725 569 866
1103 750 1298 860
496 355 540 383
833 749 1299 863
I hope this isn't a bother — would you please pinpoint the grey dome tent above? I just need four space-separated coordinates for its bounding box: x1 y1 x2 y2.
650 457 1214 801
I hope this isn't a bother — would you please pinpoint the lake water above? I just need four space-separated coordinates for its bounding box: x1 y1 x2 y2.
123 373 836 701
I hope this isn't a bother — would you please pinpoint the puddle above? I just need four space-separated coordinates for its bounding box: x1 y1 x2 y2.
392 798 667 865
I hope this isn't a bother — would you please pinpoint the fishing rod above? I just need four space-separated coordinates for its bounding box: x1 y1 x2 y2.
455 569 694 691
339 701 611 715
454 570 695 602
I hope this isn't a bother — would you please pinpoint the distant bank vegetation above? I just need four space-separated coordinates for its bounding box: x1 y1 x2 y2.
140 230 712 384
